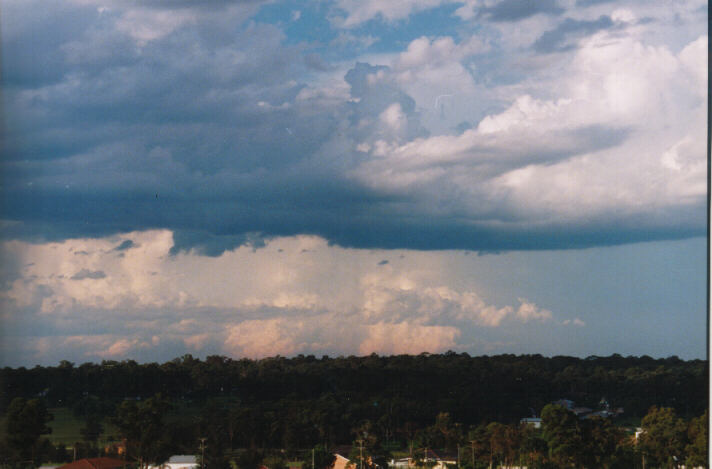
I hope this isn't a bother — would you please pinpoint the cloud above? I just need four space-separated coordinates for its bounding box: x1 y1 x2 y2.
515 299 553 322
0 231 574 362
224 318 313 358
358 322 459 355
0 0 706 256
479 0 564 22
114 240 137 251
533 15 617 52
184 333 211 351
334 0 447 27
70 269 107 280
562 318 585 327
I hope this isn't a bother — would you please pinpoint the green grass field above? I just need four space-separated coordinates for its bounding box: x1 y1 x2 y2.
48 408 84 446
47 408 119 447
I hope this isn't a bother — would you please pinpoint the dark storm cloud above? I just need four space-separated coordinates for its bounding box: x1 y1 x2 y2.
480 0 564 22
533 15 616 53
0 0 98 87
0 0 705 255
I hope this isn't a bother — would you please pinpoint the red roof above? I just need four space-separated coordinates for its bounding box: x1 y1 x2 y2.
57 458 127 469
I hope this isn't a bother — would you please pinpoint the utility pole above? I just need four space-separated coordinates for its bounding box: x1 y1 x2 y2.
469 440 476 468
356 439 365 469
312 448 315 469
199 437 207 469
457 446 460 469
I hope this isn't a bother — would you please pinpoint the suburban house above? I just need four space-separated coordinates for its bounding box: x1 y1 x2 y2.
332 454 354 469
519 417 542 428
57 458 127 469
388 450 456 469
147 455 199 469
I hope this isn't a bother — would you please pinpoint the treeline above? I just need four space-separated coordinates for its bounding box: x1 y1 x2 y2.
1 353 706 420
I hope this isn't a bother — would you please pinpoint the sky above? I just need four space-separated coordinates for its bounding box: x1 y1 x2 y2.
0 0 707 366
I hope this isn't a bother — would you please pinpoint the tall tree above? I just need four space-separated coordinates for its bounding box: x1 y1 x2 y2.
684 409 708 467
4 398 54 466
111 394 172 469
638 406 687 468
579 417 622 469
541 404 581 467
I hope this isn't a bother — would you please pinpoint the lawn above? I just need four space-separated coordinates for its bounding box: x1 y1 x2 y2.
48 408 118 447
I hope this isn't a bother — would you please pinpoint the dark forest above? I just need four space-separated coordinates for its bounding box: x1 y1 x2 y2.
1 353 707 468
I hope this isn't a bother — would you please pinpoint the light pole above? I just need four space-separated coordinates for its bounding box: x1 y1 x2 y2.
469 440 476 469
199 437 207 469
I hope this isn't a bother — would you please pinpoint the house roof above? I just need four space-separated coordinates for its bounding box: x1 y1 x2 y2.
57 458 127 469
167 456 198 465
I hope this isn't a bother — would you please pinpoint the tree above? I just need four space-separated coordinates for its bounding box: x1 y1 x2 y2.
541 404 581 467
517 423 547 468
111 394 172 469
4 397 54 466
638 406 687 468
79 414 104 447
685 409 708 467
579 417 622 469
235 449 263 469
311 444 336 469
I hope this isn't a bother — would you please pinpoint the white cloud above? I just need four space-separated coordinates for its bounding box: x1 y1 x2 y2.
379 103 407 133
224 319 302 358
184 333 211 351
114 8 197 45
1 231 566 360
359 322 460 355
562 318 585 327
515 299 553 322
351 31 706 229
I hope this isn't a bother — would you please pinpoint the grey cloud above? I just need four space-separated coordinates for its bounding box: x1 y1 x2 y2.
0 1 705 254
169 231 267 257
114 240 137 251
480 0 564 22
344 62 428 141
71 269 107 280
121 0 267 9
0 0 99 87
533 16 616 53
575 0 616 5
304 53 333 71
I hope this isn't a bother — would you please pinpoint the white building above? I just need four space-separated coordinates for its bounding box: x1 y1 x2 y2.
148 455 199 469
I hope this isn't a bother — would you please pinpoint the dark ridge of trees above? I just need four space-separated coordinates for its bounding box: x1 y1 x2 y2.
1 353 706 423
